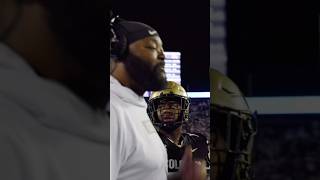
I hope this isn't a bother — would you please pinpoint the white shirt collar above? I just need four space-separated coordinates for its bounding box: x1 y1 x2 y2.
110 75 147 107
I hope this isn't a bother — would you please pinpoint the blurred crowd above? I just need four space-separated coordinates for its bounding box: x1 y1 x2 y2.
184 99 210 141
255 117 320 180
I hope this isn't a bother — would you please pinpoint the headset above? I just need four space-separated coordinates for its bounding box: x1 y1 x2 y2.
110 12 128 60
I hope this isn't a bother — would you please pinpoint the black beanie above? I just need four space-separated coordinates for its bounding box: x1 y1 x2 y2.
117 20 159 44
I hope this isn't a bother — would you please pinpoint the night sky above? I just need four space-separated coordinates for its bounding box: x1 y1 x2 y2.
226 0 320 96
111 1 210 92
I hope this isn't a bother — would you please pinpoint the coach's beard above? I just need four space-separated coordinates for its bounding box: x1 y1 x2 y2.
125 53 167 94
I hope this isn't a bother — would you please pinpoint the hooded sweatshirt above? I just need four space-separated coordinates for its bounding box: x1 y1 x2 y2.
0 43 109 180
110 75 167 180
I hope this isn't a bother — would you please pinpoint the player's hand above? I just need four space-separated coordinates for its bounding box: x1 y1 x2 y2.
180 145 201 180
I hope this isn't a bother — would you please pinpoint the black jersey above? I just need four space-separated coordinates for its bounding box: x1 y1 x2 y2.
159 132 210 172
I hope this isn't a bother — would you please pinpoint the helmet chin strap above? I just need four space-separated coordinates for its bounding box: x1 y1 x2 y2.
0 2 23 42
159 110 184 133
161 122 182 133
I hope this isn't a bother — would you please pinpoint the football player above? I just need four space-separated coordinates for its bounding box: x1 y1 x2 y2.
210 68 257 180
148 81 210 180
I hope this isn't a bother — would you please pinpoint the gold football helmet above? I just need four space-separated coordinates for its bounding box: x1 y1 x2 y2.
147 81 190 132
210 68 257 180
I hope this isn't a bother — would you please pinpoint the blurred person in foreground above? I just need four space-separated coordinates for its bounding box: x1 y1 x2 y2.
210 68 257 180
147 81 210 180
0 0 109 179
110 15 201 180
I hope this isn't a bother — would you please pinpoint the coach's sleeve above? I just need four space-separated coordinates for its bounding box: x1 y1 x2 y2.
110 104 127 180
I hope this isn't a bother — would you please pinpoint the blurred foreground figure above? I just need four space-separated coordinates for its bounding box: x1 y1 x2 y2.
210 68 257 180
0 0 109 179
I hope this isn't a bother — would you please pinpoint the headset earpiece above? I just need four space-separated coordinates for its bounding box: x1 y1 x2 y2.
110 15 128 60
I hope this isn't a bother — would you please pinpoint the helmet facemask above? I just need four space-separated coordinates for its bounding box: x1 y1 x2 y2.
148 95 190 133
211 104 257 180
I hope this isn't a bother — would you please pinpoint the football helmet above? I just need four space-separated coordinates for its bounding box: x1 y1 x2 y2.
210 68 257 180
147 81 190 133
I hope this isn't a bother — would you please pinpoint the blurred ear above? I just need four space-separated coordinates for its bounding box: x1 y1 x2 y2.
0 0 23 41
17 0 39 4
